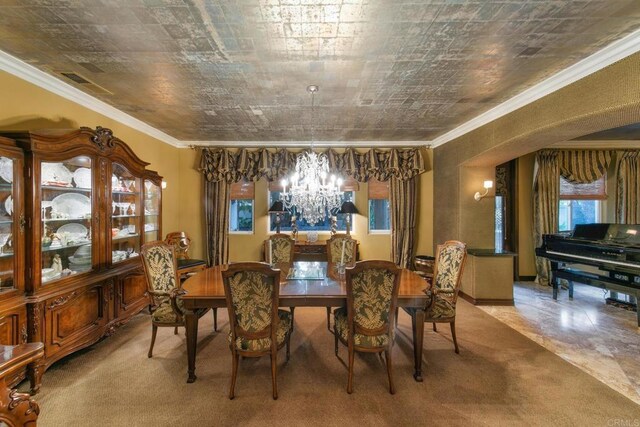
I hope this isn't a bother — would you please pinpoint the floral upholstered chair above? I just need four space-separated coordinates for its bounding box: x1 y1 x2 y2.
333 260 401 394
140 242 213 358
265 234 296 326
403 240 467 354
222 263 292 400
325 234 357 329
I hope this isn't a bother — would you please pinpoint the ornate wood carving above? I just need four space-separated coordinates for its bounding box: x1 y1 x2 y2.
28 305 40 338
90 126 114 151
20 325 27 344
47 292 77 310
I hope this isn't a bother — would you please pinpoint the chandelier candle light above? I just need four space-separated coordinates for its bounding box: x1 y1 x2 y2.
280 85 344 225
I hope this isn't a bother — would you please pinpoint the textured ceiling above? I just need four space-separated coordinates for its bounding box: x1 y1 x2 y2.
0 0 639 142
575 123 640 140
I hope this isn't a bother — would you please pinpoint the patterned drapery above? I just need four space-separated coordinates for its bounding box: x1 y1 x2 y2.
390 176 418 269
199 147 425 183
204 179 230 266
558 150 612 183
615 150 640 224
199 147 425 266
533 150 560 286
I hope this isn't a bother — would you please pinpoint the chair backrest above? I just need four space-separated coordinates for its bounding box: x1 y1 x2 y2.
265 234 295 264
165 231 191 260
432 240 467 306
345 260 401 343
327 234 357 265
222 263 281 350
140 241 179 294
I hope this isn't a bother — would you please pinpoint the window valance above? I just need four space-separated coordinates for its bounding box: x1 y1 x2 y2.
558 150 612 183
198 147 425 183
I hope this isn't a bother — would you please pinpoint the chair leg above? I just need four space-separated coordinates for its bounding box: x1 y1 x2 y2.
290 307 295 332
385 349 395 395
213 308 218 332
148 324 158 358
394 307 399 326
347 346 355 394
326 307 331 331
433 322 437 332
229 353 239 400
334 323 339 356
174 326 178 335
271 351 278 400
286 335 291 362
450 320 459 354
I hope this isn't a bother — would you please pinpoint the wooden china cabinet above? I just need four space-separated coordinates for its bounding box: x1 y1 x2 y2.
0 127 162 374
0 137 27 385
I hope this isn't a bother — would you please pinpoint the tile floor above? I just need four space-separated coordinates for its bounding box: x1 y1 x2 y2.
479 282 640 405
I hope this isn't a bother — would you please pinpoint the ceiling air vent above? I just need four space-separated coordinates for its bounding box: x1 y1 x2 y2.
58 71 112 95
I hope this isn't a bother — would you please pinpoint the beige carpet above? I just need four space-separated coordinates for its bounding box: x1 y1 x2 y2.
28 300 639 426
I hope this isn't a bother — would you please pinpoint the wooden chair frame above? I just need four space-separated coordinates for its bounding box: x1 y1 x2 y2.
140 241 214 358
334 260 401 394
325 234 357 330
265 234 296 328
222 262 291 400
407 240 467 354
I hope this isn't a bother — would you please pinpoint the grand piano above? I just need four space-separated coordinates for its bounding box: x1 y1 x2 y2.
536 223 640 326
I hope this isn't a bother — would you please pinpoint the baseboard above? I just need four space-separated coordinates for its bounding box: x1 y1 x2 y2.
518 276 537 282
459 291 514 306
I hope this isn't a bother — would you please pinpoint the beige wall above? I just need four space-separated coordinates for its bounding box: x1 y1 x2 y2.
0 69 435 262
179 148 435 262
434 52 640 255
517 153 536 277
0 70 184 235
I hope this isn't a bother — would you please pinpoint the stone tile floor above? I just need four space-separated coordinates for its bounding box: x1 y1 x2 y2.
479 282 640 405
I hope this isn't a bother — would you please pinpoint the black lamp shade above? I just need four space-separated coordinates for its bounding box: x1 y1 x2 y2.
268 201 285 213
339 201 358 214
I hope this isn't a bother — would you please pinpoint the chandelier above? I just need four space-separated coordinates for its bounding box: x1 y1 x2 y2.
280 85 343 225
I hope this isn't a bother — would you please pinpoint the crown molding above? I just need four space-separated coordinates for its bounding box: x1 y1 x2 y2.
430 28 640 149
182 140 430 148
0 50 182 148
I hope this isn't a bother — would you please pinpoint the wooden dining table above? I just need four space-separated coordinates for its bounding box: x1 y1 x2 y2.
181 261 430 384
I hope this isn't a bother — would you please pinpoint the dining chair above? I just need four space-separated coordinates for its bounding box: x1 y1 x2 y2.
264 233 296 327
403 240 467 354
140 241 213 358
222 262 293 400
333 260 401 394
325 234 357 330
165 231 215 329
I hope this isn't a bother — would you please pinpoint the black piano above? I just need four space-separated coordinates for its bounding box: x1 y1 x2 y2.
536 223 640 326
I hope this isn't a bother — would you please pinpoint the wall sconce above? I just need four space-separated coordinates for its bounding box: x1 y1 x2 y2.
474 180 493 201
161 180 167 189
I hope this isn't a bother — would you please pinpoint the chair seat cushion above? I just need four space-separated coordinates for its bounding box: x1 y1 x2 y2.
152 297 185 324
227 310 291 352
405 294 456 320
334 307 389 348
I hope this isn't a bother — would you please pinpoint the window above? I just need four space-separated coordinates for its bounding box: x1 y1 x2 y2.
229 180 254 233
268 190 355 233
368 179 390 232
558 175 605 232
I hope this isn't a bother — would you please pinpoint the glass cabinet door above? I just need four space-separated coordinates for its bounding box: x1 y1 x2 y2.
40 156 93 284
143 179 161 243
0 157 16 292
111 163 141 263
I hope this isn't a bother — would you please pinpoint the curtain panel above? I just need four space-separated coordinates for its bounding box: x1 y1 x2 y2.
199 147 425 266
533 150 560 286
615 150 640 224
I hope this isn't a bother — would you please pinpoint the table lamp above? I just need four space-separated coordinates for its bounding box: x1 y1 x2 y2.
268 201 285 233
338 201 358 235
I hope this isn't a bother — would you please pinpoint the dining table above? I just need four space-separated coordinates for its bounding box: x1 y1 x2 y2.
181 261 430 384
